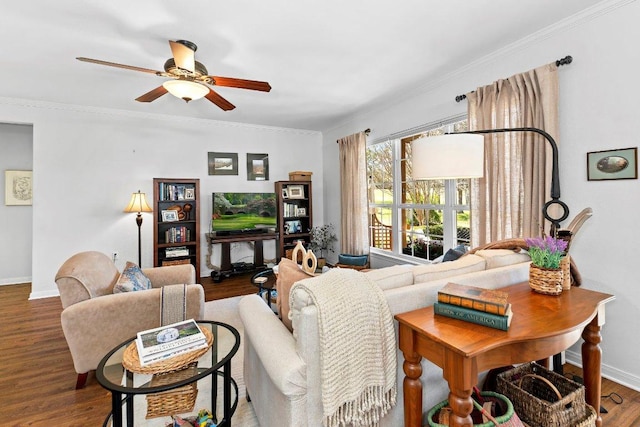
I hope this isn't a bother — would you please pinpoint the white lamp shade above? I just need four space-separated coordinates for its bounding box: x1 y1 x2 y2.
124 191 152 214
162 80 209 101
412 134 485 180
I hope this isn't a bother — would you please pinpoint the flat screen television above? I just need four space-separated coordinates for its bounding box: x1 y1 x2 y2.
211 192 277 234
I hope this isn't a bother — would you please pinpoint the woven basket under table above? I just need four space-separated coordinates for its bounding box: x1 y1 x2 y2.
146 363 199 418
496 362 592 427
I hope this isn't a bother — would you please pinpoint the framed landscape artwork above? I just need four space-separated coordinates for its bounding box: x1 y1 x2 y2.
247 153 269 181
208 152 238 175
5 170 32 206
587 147 637 181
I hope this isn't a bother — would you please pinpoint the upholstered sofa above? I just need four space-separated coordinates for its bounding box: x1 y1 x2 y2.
55 251 205 388
238 249 532 426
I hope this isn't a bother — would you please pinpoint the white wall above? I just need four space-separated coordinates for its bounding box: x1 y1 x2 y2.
0 123 33 284
322 1 640 390
0 98 323 298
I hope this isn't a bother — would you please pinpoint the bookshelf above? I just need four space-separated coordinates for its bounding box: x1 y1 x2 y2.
153 178 200 279
275 180 312 260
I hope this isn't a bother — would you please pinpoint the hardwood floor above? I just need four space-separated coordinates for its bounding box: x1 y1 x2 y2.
1 274 639 426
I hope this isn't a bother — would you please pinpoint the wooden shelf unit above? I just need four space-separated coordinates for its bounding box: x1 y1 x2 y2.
275 180 312 260
153 178 200 279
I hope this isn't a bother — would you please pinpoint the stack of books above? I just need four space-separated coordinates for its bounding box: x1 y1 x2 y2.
135 318 208 366
434 282 513 331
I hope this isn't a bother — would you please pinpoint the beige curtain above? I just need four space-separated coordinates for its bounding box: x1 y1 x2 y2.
469 63 559 246
338 131 370 255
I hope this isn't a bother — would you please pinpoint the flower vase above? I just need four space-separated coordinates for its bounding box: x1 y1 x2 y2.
529 264 563 295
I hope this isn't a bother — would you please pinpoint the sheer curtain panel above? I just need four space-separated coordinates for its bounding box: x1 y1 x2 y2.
338 131 370 255
468 63 559 246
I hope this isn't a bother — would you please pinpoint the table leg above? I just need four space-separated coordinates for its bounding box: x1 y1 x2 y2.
224 360 232 426
582 313 604 427
443 354 474 427
112 391 122 427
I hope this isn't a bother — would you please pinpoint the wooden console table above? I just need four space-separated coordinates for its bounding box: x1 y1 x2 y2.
395 282 614 427
205 232 278 273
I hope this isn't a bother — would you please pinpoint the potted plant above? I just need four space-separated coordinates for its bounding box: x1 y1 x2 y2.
310 223 337 267
524 236 568 295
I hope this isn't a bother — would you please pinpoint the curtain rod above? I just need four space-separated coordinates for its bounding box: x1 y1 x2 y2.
454 55 573 103
336 128 370 143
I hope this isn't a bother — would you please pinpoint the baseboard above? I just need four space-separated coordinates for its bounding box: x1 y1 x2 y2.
0 276 31 286
29 289 60 300
566 349 640 392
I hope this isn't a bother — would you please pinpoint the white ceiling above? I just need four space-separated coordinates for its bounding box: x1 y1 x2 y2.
1 0 605 131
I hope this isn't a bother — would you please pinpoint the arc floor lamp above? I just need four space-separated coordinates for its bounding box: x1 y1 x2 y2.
124 190 153 266
412 127 570 237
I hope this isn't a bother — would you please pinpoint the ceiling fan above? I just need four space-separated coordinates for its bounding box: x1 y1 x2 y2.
77 40 271 111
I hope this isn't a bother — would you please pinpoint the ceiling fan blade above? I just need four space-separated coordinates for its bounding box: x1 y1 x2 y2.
205 89 236 111
169 40 195 73
76 57 161 75
135 86 168 102
210 76 271 92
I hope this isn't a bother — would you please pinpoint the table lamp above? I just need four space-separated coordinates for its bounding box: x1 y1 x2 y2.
123 190 153 266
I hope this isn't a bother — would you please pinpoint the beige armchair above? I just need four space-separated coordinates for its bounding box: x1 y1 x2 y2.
55 251 205 388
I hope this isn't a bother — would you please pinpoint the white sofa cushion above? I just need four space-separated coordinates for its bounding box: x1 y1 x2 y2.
365 265 414 291
412 254 486 284
475 249 531 269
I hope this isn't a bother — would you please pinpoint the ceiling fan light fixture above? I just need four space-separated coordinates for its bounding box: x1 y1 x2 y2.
162 80 209 102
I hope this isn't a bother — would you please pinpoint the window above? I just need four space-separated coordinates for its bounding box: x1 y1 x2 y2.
367 118 470 261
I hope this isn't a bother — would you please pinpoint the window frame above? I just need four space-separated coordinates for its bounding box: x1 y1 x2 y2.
367 116 470 262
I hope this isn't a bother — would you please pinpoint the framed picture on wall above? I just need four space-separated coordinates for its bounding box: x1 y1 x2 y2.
587 147 637 181
208 152 238 175
5 170 32 206
247 153 269 181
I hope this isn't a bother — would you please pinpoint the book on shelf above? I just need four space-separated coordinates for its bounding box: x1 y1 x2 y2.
135 318 208 366
433 301 513 331
438 282 509 315
166 246 189 257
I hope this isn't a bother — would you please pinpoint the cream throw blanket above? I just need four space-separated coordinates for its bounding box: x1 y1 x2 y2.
291 268 397 426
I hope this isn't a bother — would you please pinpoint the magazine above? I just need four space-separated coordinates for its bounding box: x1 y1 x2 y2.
135 318 208 366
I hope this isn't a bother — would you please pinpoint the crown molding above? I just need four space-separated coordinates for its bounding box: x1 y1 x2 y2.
325 0 635 135
0 96 321 136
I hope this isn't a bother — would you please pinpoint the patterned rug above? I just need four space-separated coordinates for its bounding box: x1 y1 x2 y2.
123 295 259 426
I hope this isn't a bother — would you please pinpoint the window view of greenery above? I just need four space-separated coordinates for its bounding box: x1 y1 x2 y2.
367 118 470 261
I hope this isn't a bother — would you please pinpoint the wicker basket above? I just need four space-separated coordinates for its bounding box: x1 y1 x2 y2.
122 326 213 375
496 363 590 427
146 363 198 418
560 255 571 290
427 391 524 426
529 265 563 295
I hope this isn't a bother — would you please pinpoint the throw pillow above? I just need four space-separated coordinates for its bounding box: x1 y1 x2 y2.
276 258 315 332
113 261 152 293
443 248 465 262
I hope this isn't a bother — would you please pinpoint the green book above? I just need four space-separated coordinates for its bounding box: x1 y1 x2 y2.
433 302 512 331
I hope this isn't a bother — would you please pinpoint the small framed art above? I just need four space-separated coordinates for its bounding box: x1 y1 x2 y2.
287 185 305 199
5 170 32 206
281 188 289 199
284 219 302 234
247 153 269 181
587 147 637 181
185 188 195 200
161 210 179 222
208 152 238 175
296 207 307 216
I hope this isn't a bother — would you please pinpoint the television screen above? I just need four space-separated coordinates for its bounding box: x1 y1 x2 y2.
212 192 277 233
